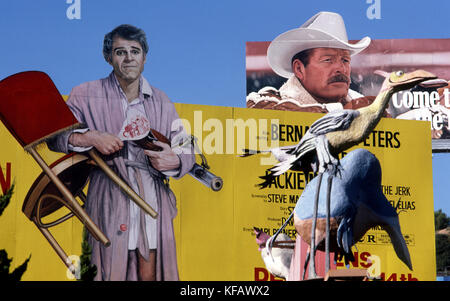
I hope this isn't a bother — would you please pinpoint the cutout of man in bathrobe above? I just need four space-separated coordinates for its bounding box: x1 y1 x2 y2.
49 24 195 281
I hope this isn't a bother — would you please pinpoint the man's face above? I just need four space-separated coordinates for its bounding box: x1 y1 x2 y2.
109 36 146 84
293 48 351 103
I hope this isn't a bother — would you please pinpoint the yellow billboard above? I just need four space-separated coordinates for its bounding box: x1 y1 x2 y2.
0 103 435 281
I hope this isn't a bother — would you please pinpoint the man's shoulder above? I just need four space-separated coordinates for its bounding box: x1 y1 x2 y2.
246 86 282 109
70 76 109 96
145 82 172 104
246 86 328 113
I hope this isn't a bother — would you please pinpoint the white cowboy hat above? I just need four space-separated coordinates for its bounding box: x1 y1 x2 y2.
267 11 371 78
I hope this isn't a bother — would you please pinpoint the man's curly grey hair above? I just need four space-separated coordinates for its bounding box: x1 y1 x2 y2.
103 24 149 62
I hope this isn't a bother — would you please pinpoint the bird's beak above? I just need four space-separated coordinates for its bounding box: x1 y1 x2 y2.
384 221 413 270
391 69 437 91
418 78 448 89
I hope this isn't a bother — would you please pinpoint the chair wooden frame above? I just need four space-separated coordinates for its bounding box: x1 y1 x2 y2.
22 153 107 272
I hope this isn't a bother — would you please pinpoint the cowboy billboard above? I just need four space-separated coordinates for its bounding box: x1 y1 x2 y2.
246 13 450 151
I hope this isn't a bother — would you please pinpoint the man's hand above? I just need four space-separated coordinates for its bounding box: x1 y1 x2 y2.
69 130 124 155
144 141 180 171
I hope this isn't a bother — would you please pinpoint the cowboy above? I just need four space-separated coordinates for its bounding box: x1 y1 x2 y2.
247 11 371 113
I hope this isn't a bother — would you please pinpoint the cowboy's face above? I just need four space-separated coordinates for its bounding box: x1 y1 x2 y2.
293 48 351 103
108 36 146 84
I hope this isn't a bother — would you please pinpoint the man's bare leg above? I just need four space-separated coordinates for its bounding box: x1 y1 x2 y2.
138 249 156 281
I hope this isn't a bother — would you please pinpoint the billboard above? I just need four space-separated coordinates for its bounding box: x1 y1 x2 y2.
246 39 450 151
0 102 436 281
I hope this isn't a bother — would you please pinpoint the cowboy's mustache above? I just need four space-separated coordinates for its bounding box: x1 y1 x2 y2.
328 74 350 84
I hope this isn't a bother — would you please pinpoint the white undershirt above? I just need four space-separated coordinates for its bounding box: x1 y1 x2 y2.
122 97 159 250
121 97 179 250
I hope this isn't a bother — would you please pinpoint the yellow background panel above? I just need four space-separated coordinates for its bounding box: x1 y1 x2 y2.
0 104 435 281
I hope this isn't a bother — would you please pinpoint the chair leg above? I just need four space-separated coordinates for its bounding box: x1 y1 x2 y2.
33 218 75 274
28 147 110 247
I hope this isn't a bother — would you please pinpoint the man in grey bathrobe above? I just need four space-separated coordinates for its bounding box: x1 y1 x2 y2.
49 24 195 281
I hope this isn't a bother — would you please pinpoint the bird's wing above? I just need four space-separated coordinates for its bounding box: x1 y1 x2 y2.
271 145 297 162
270 145 311 176
241 145 296 160
309 110 360 135
288 110 358 159
264 132 317 178
239 148 267 157
291 132 316 156
257 110 358 187
279 145 297 152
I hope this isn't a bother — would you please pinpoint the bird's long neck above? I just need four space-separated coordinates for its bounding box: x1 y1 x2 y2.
352 86 395 143
360 87 394 124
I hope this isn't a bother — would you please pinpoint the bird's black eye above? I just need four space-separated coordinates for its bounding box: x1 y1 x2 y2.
395 71 404 77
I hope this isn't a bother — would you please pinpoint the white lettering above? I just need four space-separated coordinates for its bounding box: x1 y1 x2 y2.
366 0 381 20
66 0 81 20
170 112 279 162
367 255 381 279
444 88 450 107
392 91 441 109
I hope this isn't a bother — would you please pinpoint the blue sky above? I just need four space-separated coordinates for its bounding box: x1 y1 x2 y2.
0 0 449 214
